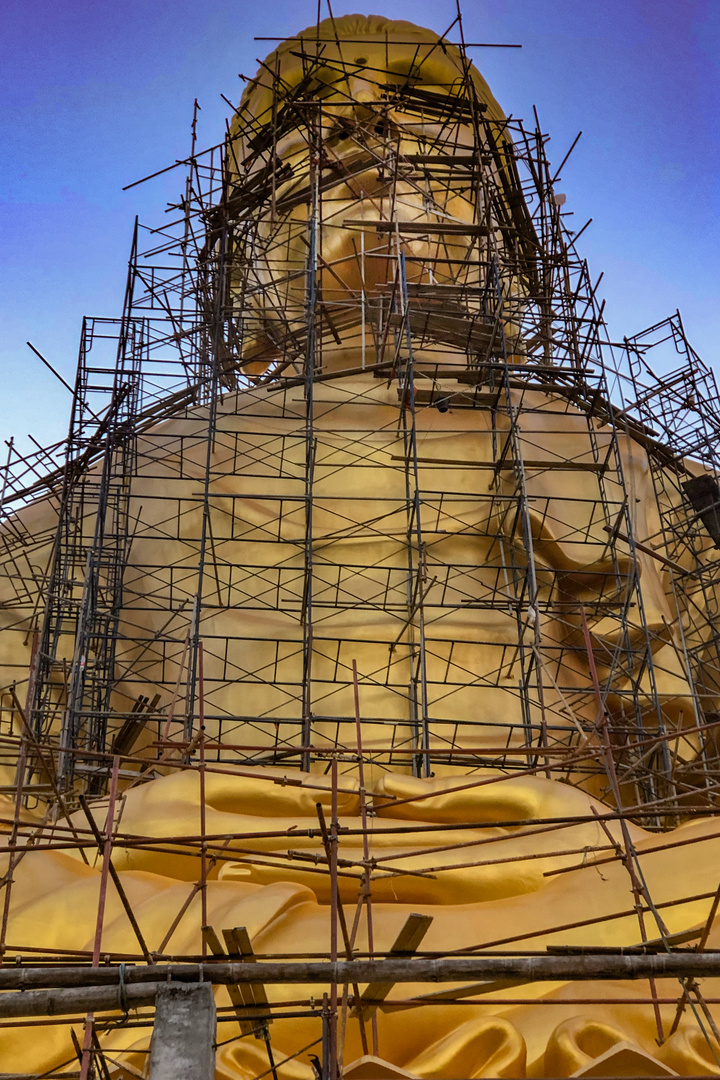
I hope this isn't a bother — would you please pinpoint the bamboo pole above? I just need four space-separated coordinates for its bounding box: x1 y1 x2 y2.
3 952 720 1006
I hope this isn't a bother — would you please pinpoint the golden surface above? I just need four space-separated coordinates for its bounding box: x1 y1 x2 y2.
0 14 718 1078
1 771 720 1075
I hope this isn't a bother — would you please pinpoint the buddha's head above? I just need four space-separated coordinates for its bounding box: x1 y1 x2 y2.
222 15 534 375
237 14 506 118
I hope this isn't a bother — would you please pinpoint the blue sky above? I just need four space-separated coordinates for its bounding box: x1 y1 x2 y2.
1 0 718 453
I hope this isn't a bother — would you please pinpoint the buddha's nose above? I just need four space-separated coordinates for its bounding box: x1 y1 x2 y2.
347 76 381 116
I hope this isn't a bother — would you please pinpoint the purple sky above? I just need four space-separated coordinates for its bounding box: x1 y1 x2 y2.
1 0 718 454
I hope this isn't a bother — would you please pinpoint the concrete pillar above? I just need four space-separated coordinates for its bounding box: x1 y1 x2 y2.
149 982 216 1080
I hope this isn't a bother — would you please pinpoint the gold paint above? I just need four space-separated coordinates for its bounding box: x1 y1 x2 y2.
0 14 718 1079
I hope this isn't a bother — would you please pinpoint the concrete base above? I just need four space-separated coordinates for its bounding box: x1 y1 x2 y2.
149 983 216 1080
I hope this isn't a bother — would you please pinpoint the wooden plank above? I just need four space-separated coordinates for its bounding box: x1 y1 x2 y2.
202 926 258 1036
521 459 607 472
222 927 272 1016
390 454 605 472
404 389 499 410
357 913 433 1019
388 310 497 354
111 693 161 757
405 154 488 166
343 219 489 236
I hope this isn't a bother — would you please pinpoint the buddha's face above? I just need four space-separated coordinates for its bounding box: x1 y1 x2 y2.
225 16 516 371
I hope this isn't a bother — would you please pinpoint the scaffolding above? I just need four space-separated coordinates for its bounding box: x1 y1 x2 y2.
1 12 720 1079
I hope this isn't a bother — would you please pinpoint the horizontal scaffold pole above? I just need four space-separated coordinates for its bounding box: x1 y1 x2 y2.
2 953 720 1016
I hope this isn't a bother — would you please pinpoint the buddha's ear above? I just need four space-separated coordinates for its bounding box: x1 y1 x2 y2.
237 357 272 379
236 340 286 380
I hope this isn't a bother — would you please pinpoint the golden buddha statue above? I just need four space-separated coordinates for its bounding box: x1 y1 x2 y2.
0 13 719 1079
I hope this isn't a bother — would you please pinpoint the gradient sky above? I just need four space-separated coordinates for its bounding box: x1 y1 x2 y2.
1 0 718 455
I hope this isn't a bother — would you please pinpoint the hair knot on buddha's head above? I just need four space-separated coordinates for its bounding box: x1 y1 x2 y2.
235 13 505 129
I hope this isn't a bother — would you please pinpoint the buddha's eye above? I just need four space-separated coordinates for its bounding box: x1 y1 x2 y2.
302 65 347 101
387 59 422 85
312 65 345 87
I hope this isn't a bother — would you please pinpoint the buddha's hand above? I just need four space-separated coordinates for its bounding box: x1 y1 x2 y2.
72 765 361 874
